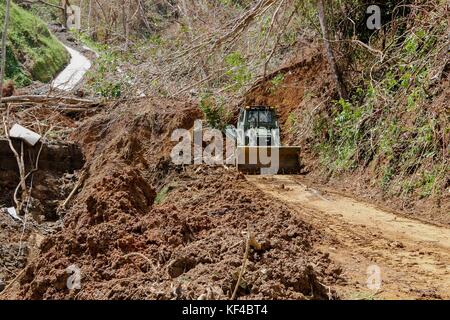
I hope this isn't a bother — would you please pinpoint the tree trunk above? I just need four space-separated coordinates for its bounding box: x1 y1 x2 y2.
60 0 68 27
317 0 347 99
87 0 92 33
0 0 12 100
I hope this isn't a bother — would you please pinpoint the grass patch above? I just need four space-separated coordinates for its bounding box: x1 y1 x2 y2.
154 183 177 205
0 2 69 86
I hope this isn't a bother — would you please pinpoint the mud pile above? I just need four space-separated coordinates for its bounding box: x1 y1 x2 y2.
9 97 339 300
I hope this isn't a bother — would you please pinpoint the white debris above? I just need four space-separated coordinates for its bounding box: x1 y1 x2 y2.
136 89 147 97
9 124 41 146
6 207 23 222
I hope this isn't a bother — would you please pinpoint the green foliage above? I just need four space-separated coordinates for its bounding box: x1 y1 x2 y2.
270 73 285 91
282 30 298 46
218 0 251 9
310 2 447 200
84 47 124 98
419 170 437 198
378 120 399 160
5 46 31 86
96 81 122 98
27 0 60 23
224 52 252 91
199 93 231 131
315 99 365 171
286 112 297 133
0 2 69 86
71 30 108 53
381 166 395 190
154 184 176 205
148 34 164 46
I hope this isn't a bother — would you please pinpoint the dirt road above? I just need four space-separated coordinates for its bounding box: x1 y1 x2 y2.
247 175 450 300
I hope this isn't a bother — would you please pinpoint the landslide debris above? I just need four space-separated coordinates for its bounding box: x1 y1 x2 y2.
12 97 340 300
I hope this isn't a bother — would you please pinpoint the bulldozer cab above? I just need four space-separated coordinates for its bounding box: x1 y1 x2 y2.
239 106 278 130
237 106 281 147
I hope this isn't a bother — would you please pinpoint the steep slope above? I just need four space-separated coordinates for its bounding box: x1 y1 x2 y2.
0 2 69 86
245 2 449 226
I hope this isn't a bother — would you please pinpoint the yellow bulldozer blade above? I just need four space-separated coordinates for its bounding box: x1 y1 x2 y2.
236 146 301 174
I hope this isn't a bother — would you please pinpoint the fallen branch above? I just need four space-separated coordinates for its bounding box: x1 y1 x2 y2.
12 125 54 215
231 225 252 300
58 106 101 113
2 106 27 210
0 266 26 298
20 0 64 10
61 170 88 209
0 95 100 106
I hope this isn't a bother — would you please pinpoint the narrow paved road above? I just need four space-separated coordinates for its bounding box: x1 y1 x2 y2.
52 44 91 91
247 175 450 300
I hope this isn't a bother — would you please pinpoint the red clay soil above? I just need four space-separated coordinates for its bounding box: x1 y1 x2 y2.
7 97 340 300
244 45 331 141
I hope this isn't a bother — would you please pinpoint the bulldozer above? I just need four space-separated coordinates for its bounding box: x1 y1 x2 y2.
226 106 301 174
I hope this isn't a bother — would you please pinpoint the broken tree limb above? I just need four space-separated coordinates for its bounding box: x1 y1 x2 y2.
12 126 53 215
61 170 88 209
58 106 101 113
231 225 252 300
317 0 347 99
5 104 102 114
20 0 64 10
2 106 27 210
0 95 101 106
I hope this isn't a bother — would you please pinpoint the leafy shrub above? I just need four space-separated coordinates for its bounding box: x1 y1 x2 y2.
224 52 252 92
199 94 232 131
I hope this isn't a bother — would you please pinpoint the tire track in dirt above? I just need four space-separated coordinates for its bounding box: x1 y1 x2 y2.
246 175 450 300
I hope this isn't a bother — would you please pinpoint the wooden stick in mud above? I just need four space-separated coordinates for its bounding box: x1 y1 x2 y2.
61 170 88 208
231 225 252 300
0 267 26 298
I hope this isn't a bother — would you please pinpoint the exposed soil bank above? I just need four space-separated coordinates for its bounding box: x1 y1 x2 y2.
0 105 86 293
